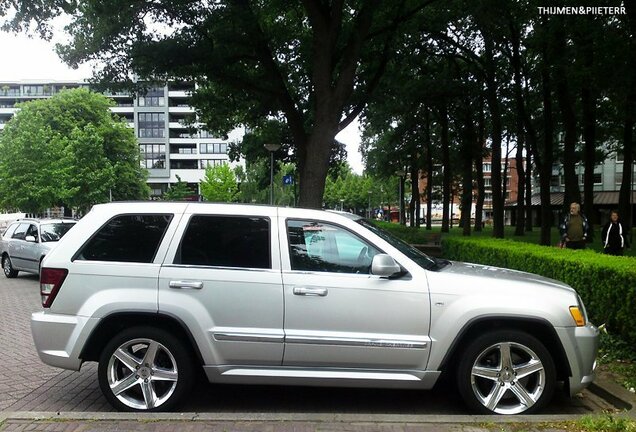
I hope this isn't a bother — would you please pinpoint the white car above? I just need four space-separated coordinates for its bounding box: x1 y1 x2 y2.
1 218 76 277
31 202 598 414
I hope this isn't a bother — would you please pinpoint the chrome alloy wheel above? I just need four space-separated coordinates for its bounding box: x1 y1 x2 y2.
3 256 10 276
470 341 546 415
106 338 179 410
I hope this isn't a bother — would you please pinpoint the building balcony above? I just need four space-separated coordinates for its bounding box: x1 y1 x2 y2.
110 106 134 114
167 90 191 98
0 107 17 115
168 106 195 114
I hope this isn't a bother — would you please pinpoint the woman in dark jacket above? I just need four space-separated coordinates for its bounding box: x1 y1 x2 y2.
601 210 629 256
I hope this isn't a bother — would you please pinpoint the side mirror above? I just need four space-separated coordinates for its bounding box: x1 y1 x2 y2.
371 254 402 278
25 235 37 243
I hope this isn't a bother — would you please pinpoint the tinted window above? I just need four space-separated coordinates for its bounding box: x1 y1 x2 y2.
77 214 172 263
287 220 379 274
40 223 76 243
12 223 29 240
178 215 270 269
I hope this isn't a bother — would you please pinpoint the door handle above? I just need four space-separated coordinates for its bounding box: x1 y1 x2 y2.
169 280 203 290
293 287 328 296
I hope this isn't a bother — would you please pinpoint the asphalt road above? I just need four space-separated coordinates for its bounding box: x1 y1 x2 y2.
0 273 614 415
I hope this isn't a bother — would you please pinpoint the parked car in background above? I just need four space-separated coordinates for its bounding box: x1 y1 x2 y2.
1 218 77 278
31 203 597 414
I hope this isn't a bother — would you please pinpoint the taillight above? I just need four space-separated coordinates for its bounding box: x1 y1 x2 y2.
40 268 68 308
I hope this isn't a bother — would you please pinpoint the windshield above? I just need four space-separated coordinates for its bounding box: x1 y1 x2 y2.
357 220 447 271
40 223 75 243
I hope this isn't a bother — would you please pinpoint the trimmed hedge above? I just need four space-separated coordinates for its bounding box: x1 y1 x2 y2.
442 236 636 346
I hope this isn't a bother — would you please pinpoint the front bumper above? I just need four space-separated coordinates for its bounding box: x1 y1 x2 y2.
31 311 97 371
555 323 599 396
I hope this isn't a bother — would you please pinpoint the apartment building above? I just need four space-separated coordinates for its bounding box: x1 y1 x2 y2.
0 80 230 199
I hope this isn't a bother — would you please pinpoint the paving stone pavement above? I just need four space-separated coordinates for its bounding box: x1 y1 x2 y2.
0 275 113 413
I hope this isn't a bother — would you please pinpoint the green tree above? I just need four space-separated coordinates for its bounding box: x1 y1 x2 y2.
4 1 435 208
0 88 148 213
163 175 192 201
200 164 239 203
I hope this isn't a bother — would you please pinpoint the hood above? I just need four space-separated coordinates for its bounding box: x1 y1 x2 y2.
440 260 576 294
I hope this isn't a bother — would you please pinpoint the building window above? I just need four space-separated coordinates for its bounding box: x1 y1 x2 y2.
140 144 166 169
200 159 227 169
550 175 560 187
138 113 165 138
200 143 228 154
199 130 215 138
484 178 491 187
616 172 623 184
483 163 491 173
484 193 492 201
138 87 165 107
23 85 45 96
171 160 198 169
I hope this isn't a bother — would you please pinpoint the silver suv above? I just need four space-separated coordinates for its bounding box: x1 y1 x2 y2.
1 218 76 278
31 202 598 414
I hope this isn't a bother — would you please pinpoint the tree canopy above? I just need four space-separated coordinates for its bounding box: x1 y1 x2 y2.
3 0 436 208
0 88 149 213
200 163 239 203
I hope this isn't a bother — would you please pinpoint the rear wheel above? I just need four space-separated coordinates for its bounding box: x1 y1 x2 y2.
2 255 18 278
457 330 556 415
98 326 194 412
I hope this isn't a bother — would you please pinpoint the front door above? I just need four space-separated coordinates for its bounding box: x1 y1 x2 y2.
280 218 430 371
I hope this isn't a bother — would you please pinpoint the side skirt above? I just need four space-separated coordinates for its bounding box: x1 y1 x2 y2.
203 366 441 390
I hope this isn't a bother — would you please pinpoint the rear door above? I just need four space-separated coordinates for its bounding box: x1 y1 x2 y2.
158 206 284 368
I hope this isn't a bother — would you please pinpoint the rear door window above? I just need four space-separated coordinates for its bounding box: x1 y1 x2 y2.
75 214 172 263
177 215 271 269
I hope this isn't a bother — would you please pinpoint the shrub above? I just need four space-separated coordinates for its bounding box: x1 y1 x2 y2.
442 237 636 346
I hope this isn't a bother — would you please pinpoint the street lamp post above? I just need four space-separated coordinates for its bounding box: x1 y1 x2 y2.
264 143 281 205
368 191 372 219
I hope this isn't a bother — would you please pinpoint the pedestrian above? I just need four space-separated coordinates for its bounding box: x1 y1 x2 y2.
601 210 629 256
559 202 589 249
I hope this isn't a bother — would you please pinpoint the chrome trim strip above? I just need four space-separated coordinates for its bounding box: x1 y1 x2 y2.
285 335 427 349
214 332 285 343
162 264 279 273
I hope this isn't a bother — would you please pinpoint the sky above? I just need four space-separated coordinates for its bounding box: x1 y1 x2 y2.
0 29 365 174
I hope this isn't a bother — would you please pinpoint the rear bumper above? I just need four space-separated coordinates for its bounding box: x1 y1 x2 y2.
556 323 599 396
31 311 97 371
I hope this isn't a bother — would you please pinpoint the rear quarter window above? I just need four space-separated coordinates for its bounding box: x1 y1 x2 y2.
75 214 173 263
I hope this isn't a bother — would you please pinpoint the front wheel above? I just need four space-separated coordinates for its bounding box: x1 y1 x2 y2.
3 255 18 278
457 330 556 415
98 326 194 411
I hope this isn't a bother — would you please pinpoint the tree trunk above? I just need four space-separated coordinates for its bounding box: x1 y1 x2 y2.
581 85 596 239
510 22 526 236
410 159 419 229
474 98 485 232
554 19 581 209
483 34 504 238
460 105 475 236
440 102 451 233
619 2 636 230
425 108 434 231
525 146 533 231
538 25 555 246
297 124 337 208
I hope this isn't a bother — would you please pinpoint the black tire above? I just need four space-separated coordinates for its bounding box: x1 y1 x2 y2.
2 255 18 278
97 326 195 412
456 329 556 415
